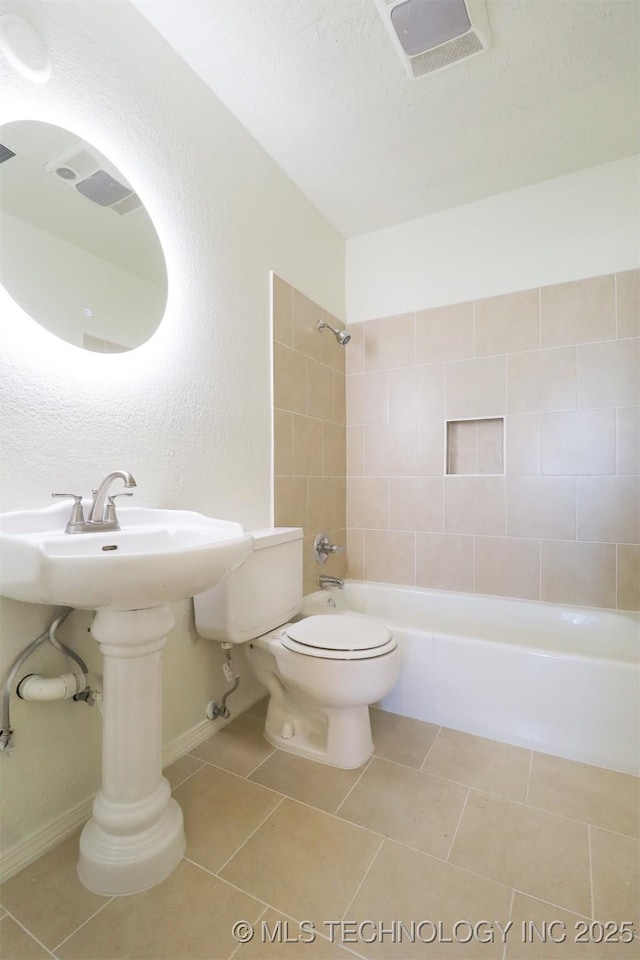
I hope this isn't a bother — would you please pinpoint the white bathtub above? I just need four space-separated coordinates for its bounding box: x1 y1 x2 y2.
301 582 640 776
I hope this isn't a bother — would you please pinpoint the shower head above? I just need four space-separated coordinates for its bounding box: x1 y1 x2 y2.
317 319 351 346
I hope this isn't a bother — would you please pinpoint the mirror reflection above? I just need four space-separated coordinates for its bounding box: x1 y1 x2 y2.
0 120 168 352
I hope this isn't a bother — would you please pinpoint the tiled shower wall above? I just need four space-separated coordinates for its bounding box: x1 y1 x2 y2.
345 271 640 611
273 276 347 595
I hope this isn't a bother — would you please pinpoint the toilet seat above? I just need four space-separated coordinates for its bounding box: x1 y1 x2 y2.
281 613 396 661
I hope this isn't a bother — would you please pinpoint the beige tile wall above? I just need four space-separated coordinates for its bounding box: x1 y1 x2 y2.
273 276 347 595
345 270 640 611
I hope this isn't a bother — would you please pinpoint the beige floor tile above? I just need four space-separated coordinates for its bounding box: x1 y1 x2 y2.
337 758 468 859
163 754 204 790
190 713 275 776
421 729 531 801
247 697 269 719
507 892 635 959
450 791 591 916
248 750 366 814
0 916 50 959
57 861 262 960
0 834 106 950
348 839 511 959
527 753 640 838
590 827 640 931
220 798 380 928
173 764 282 873
233 908 354 959
370 708 440 769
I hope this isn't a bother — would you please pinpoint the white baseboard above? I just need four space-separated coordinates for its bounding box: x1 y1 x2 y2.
0 795 95 885
0 691 264 884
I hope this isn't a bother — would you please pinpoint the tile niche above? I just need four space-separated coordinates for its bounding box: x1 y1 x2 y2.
446 417 505 475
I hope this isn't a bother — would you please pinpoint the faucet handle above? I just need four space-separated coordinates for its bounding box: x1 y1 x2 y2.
104 492 133 525
313 533 345 565
52 494 86 533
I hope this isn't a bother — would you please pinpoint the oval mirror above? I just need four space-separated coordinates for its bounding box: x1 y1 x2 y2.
0 120 167 352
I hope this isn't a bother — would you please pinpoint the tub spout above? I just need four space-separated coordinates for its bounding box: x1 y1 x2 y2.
319 575 344 589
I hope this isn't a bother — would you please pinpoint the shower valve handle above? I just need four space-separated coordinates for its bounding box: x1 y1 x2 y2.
313 533 345 565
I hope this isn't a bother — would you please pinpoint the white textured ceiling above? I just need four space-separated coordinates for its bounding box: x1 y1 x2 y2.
132 0 639 237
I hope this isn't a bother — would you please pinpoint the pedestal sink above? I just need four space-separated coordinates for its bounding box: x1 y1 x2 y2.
0 501 253 895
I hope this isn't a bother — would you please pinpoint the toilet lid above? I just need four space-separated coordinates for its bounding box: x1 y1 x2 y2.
282 613 395 660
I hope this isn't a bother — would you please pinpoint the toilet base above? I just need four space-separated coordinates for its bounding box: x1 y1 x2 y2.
263 700 374 769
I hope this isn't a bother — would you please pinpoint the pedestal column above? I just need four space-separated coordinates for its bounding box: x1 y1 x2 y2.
78 605 185 895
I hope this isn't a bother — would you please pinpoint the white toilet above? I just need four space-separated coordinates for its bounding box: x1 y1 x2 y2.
194 527 400 768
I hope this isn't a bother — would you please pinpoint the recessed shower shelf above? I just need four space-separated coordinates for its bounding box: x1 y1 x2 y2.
446 417 504 476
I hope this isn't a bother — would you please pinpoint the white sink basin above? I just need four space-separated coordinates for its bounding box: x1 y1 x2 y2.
0 501 253 610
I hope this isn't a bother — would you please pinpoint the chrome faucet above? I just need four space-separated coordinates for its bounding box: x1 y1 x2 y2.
319 575 344 590
52 470 136 533
88 471 137 525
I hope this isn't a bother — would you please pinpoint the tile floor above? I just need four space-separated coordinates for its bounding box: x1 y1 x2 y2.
1 703 638 960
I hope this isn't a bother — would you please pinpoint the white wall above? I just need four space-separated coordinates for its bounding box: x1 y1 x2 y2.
0 0 344 869
346 156 640 323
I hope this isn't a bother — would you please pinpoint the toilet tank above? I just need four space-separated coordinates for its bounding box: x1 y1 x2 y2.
193 527 303 643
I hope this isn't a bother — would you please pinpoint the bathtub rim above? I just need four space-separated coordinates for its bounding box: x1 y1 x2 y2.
301 579 640 664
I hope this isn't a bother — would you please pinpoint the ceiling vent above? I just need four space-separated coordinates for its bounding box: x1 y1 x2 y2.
374 0 491 80
43 142 143 216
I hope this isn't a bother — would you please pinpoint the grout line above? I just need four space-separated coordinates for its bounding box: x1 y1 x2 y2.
1 910 58 959
614 274 619 340
369 748 448 781
522 799 639 840
445 786 470 861
185 858 270 902
52 896 115 953
228 904 269 960
587 825 595 920
244 752 274 781
334 757 373 815
167 760 206 792
419 725 443 770
524 750 534 804
581 819 640 841
241 751 375 819
199 864 370 960
510 886 595 922
502 888 516 960
340 836 385 921
188 756 280 797
214 796 286 876
375 831 554 901
244 746 277 779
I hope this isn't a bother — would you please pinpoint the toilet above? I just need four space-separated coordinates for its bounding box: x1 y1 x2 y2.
193 527 400 768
